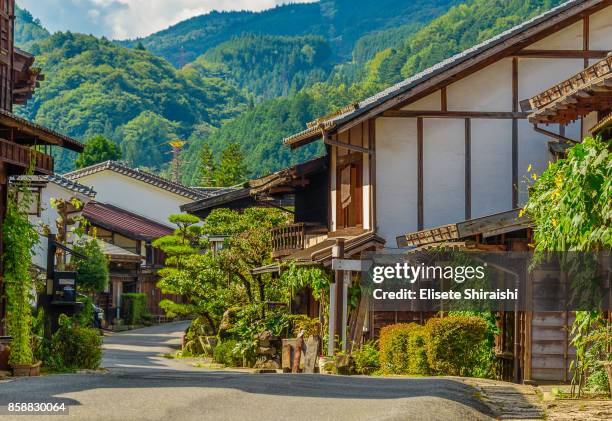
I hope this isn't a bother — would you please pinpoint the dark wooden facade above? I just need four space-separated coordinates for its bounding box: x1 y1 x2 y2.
0 0 83 335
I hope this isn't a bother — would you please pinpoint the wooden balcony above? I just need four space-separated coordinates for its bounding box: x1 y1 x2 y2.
0 138 53 174
271 222 328 259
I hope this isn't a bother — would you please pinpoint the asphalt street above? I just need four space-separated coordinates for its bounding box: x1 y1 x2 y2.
0 322 497 421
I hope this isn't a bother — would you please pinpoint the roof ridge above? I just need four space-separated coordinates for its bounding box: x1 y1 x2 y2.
42 173 97 198
86 201 175 230
64 160 209 200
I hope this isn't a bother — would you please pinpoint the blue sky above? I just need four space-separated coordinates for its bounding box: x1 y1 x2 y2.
18 0 315 40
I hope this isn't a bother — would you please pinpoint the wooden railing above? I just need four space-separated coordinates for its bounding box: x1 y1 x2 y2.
271 222 327 258
0 138 53 174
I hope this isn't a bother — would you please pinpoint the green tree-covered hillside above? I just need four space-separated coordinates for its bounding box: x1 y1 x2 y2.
122 0 462 66
14 5 50 47
18 32 247 172
188 34 334 100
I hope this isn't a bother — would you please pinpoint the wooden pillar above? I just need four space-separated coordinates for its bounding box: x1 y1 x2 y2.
465 118 471 220
512 57 519 209
417 118 424 230
341 271 350 351
328 238 345 356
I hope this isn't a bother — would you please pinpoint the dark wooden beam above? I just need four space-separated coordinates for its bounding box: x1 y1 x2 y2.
323 133 375 155
512 57 519 209
514 49 607 59
583 15 590 69
464 118 471 220
441 86 447 111
417 118 424 231
383 110 529 119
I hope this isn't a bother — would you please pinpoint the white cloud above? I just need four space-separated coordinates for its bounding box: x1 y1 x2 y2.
18 0 316 39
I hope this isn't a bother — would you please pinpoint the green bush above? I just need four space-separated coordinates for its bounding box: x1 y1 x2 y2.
352 341 380 375
122 293 149 325
424 316 487 376
379 323 429 375
51 314 102 370
213 339 241 367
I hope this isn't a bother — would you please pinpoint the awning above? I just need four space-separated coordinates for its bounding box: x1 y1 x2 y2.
526 55 612 126
397 209 532 248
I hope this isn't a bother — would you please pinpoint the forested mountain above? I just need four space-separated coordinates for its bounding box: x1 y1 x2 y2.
122 0 463 67
178 0 566 184
14 5 49 47
18 32 247 172
187 34 334 100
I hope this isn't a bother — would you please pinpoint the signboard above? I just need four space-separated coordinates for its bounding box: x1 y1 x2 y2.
331 258 371 272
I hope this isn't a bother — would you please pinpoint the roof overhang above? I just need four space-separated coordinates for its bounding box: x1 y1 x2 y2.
0 109 84 152
284 0 609 149
527 55 612 126
280 231 386 267
181 156 328 215
180 187 252 214
396 209 532 248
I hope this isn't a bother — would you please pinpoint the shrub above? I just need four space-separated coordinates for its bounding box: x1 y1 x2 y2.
122 293 149 325
287 314 320 337
379 323 429 375
213 340 241 367
352 341 380 375
424 316 487 376
51 314 102 370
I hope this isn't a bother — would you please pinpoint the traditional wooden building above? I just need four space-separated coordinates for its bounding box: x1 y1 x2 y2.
182 0 612 383
81 201 178 320
0 0 84 335
64 160 211 226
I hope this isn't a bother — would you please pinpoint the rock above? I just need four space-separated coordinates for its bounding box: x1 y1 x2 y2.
254 358 281 370
258 346 277 356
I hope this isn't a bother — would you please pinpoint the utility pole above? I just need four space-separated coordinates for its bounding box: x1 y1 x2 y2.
169 140 186 183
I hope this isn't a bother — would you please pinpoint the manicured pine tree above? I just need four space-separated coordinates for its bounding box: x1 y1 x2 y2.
214 143 247 187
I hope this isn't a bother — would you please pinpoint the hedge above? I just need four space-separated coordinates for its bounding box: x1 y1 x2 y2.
378 316 489 376
424 316 488 376
121 293 149 325
379 323 429 375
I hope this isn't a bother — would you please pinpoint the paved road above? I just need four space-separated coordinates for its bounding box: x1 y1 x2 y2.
102 320 191 371
0 322 501 421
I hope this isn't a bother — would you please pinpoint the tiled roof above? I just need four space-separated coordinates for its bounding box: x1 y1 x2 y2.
63 161 210 200
83 201 173 241
0 109 84 152
284 0 598 147
40 174 96 197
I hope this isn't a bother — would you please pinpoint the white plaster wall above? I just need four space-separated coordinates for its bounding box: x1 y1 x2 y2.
375 118 418 245
423 119 465 228
447 58 513 111
401 91 441 111
518 58 583 100
525 20 583 50
589 6 612 50
470 119 513 218
362 121 371 230
73 171 190 226
518 119 551 205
